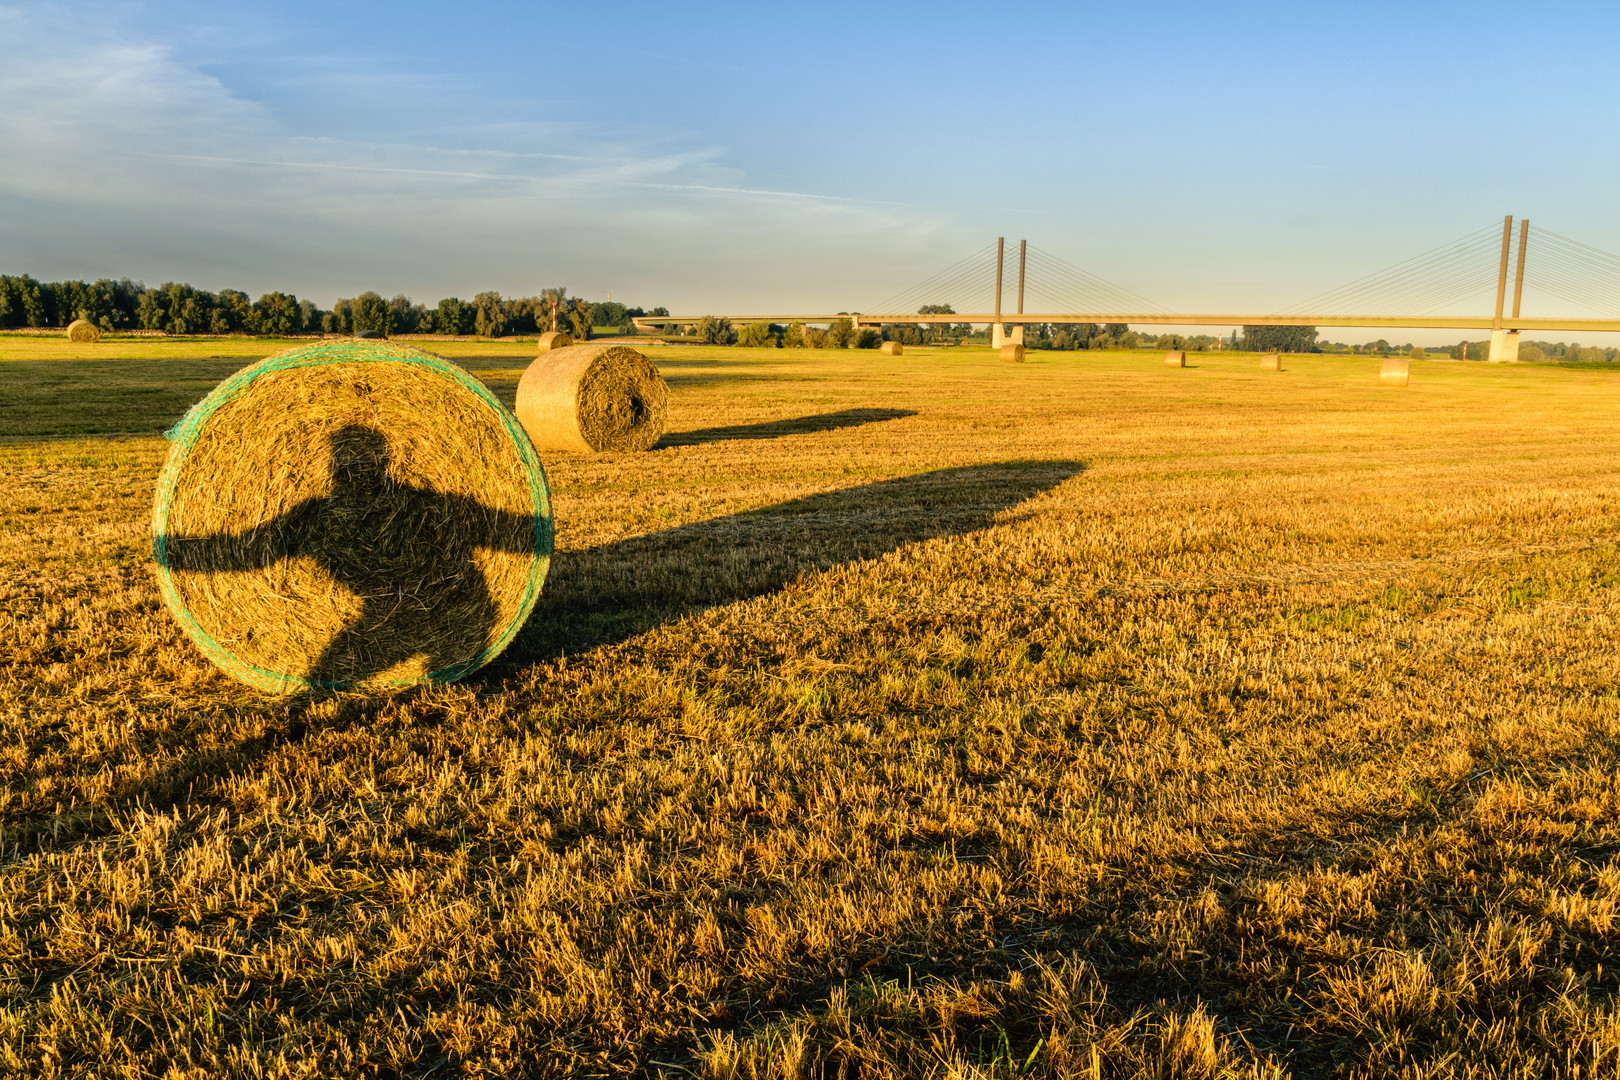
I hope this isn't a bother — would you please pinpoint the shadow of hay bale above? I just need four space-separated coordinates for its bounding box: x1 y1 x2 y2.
658 408 917 447
503 459 1084 662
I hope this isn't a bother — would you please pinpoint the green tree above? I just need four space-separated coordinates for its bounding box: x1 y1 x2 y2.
695 316 734 345
351 292 392 335
824 318 854 348
217 289 254 332
854 328 881 349
537 287 569 332
1242 324 1319 353
472 291 507 337
327 298 354 335
737 321 774 347
565 299 595 342
252 292 301 335
435 298 469 336
389 294 419 334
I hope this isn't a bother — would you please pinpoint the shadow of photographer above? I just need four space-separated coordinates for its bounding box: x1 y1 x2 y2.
501 458 1084 662
10 459 1081 857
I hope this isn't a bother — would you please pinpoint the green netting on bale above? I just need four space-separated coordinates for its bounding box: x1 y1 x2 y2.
152 340 552 693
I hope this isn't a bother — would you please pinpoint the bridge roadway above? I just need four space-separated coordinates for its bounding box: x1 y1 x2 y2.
633 313 1620 334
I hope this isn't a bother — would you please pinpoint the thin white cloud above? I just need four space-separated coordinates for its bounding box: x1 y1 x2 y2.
0 3 939 307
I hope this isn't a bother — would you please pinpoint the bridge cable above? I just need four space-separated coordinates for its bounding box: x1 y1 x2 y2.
862 242 1000 316
1271 223 1505 317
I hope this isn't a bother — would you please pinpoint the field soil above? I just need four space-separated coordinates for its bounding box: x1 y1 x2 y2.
2 341 1618 1078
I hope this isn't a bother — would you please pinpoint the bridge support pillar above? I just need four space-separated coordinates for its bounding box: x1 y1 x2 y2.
1488 330 1520 363
991 323 1024 348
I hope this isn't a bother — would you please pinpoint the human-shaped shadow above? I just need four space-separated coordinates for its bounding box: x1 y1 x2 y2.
501 458 1083 663
160 424 541 687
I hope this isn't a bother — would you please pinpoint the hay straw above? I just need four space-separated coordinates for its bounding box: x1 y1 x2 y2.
999 343 1026 363
880 341 903 356
1380 357 1410 386
66 319 100 343
1164 351 1185 367
152 340 552 693
515 343 668 453
537 331 573 352
1260 353 1282 371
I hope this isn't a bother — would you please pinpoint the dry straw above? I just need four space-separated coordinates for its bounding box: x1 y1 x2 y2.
66 319 100 343
880 340 903 356
1164 351 1186 367
537 330 573 352
1260 353 1283 371
152 340 553 693
515 343 668 452
999 343 1026 363
1380 357 1410 386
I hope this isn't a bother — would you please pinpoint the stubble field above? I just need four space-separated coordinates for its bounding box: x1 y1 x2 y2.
2 338 1618 1078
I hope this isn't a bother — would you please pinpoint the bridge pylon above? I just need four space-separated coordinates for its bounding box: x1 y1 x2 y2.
1488 215 1524 363
990 237 1027 347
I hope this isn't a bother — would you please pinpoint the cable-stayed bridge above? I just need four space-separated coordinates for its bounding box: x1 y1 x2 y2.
634 217 1620 359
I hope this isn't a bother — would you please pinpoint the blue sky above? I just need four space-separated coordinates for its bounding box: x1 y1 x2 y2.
3 0 1618 339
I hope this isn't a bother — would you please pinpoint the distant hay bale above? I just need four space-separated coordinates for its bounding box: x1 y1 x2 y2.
66 319 100 343
354 329 385 340
999 343 1026 363
152 339 552 694
1164 351 1185 367
537 330 573 352
1380 357 1410 386
880 340 903 356
516 343 668 453
1260 353 1282 371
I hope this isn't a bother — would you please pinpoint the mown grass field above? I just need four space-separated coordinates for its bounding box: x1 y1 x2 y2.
3 337 1619 1078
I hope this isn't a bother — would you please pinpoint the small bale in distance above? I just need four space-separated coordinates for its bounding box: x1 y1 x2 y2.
999 343 1026 363
1164 351 1186 367
1260 353 1282 371
880 340 903 356
152 339 553 694
354 329 385 340
516 342 668 452
66 319 100 343
1380 357 1410 386
537 331 573 352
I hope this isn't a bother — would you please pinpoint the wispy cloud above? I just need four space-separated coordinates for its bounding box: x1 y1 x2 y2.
0 3 934 306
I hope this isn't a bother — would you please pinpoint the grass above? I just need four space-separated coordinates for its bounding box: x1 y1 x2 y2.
2 342 1619 1078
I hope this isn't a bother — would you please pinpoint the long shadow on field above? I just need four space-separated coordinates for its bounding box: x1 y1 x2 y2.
658 407 917 447
499 458 1082 662
1 461 1078 857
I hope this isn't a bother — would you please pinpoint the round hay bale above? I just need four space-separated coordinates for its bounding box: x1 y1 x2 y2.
1164 351 1186 367
1380 356 1410 386
999 343 1026 363
515 343 668 453
152 339 552 694
880 340 903 356
1260 353 1282 371
537 330 573 353
66 319 100 343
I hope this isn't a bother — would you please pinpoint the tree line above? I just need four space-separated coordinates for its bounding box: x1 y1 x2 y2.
0 275 665 338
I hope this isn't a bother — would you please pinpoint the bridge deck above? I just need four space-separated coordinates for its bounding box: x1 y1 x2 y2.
634 314 1620 334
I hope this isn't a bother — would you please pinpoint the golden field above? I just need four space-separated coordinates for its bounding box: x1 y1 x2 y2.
2 338 1618 1078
